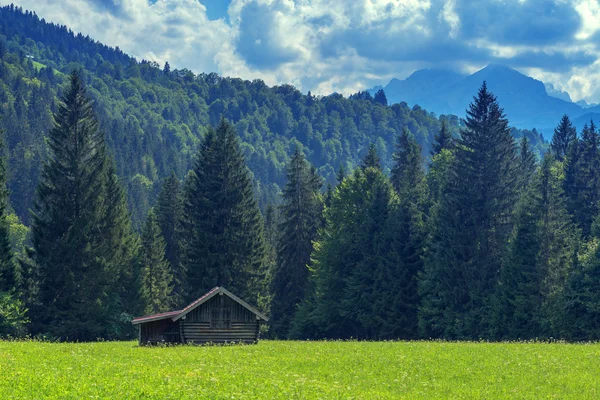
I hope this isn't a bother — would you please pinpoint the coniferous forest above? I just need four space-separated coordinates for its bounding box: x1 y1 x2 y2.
1 5 600 342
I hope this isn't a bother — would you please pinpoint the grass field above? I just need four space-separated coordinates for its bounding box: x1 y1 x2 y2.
1 340 599 399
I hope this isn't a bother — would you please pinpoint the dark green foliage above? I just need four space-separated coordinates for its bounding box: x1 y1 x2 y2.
384 128 427 338
270 149 323 338
568 122 600 238
360 144 381 170
140 210 174 315
516 137 537 191
430 120 454 156
551 115 576 162
0 126 14 294
420 82 517 339
183 119 266 304
336 165 346 184
293 168 401 339
373 89 388 106
155 172 185 305
564 238 600 341
494 182 543 339
30 72 135 341
536 155 579 337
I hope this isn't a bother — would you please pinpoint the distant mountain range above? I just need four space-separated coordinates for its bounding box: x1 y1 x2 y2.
370 64 600 134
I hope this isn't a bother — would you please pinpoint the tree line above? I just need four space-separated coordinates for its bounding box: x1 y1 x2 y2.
2 73 600 342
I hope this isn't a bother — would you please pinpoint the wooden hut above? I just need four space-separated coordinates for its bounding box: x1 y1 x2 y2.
132 287 268 345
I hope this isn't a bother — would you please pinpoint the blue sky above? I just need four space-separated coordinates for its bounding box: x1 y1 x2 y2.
11 0 600 102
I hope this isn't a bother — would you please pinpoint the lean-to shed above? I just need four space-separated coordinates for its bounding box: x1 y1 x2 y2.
132 287 268 345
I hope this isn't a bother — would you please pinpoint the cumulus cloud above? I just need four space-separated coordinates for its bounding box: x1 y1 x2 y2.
10 0 600 102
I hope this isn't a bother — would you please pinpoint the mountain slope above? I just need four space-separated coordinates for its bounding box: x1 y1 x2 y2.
0 5 449 229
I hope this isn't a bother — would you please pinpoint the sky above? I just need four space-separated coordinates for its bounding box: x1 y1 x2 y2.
10 0 600 102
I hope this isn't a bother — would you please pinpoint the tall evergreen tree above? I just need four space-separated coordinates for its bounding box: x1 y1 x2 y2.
0 125 14 294
430 120 454 156
140 210 174 315
155 172 185 305
551 115 577 162
360 143 381 170
536 155 579 337
373 89 388 106
183 118 266 303
30 71 134 340
419 82 517 339
516 136 537 191
494 180 543 339
569 121 600 238
383 128 427 338
293 167 397 339
270 149 323 338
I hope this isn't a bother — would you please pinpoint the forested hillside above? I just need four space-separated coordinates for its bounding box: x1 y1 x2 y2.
0 4 466 230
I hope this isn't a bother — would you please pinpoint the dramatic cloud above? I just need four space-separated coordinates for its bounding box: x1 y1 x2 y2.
10 0 600 102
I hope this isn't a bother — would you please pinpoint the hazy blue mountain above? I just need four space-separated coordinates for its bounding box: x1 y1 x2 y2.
545 83 572 102
373 64 586 133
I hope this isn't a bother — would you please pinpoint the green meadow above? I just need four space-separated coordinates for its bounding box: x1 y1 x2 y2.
1 340 599 399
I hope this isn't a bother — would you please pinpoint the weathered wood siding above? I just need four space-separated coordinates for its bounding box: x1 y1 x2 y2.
181 293 260 344
139 319 180 344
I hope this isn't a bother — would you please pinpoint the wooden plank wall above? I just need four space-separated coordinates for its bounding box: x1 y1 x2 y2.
182 294 260 344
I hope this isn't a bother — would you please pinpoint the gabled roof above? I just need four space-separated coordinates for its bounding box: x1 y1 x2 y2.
173 287 269 322
131 287 268 325
131 310 181 325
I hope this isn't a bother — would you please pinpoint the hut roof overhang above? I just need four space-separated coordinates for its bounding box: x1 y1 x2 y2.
131 286 269 325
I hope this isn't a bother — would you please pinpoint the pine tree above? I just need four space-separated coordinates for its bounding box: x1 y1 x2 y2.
155 172 185 305
419 82 517 339
373 89 388 106
494 181 543 339
536 155 579 337
360 143 381 170
336 165 346 184
30 71 134 340
270 149 323 338
294 167 397 339
0 125 14 294
430 120 454 156
183 118 266 303
140 210 174 315
569 122 600 238
516 136 537 191
383 127 427 338
551 115 577 162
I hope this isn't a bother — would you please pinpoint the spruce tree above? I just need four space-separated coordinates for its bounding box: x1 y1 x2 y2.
294 167 397 339
419 82 517 339
536 155 579 337
270 149 323 338
183 118 266 303
551 115 577 162
0 126 14 294
361 143 381 170
30 71 134 340
336 165 346 184
516 136 537 191
571 121 600 238
155 172 185 305
430 120 454 156
140 210 174 315
494 181 543 340
384 127 426 338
